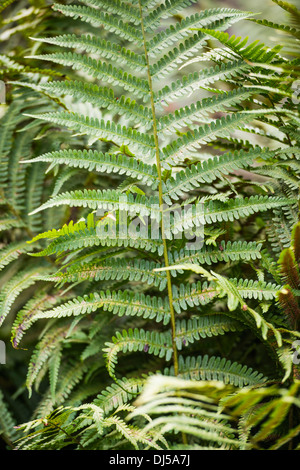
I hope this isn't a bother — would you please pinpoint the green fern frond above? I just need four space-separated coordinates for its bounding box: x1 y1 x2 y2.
103 328 173 381
29 189 160 220
158 88 256 135
169 195 297 236
248 19 300 39
24 149 158 188
143 0 194 31
0 240 34 270
52 3 143 44
155 60 248 104
11 293 57 349
174 315 244 349
32 34 147 71
39 258 167 291
73 0 141 25
49 351 62 402
39 81 152 129
0 101 22 187
172 278 281 313
27 53 150 99
26 324 70 396
167 355 267 386
0 217 25 232
272 0 300 19
25 111 155 158
0 390 17 447
147 8 254 54
95 377 146 415
199 29 283 63
172 281 218 313
150 31 208 81
5 0 299 450
162 147 266 203
30 224 164 258
29 290 171 326
169 240 263 267
161 113 275 166
0 266 49 327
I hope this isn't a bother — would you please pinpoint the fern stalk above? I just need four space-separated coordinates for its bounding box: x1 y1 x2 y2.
138 0 178 376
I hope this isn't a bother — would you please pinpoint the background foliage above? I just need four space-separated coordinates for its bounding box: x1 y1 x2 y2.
0 0 299 450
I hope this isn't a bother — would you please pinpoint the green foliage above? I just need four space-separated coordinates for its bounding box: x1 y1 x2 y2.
0 0 299 451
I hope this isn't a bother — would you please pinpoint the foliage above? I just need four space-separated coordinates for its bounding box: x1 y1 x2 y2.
0 0 299 450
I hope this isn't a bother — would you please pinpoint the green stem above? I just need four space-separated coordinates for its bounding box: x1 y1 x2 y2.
45 419 84 450
138 0 178 376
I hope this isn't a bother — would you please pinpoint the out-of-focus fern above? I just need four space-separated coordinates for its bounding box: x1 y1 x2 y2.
2 0 300 450
129 374 300 450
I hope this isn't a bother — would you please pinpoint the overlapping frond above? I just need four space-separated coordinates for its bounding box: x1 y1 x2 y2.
4 0 299 451
24 149 158 188
168 354 267 386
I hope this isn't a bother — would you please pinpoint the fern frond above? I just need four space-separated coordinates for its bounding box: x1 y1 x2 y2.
229 278 282 301
30 224 163 258
29 189 160 220
29 290 171 326
168 354 267 386
174 315 244 349
150 31 208 81
169 195 297 236
143 0 194 31
0 266 49 327
28 53 150 100
277 286 300 330
11 293 57 349
39 258 167 291
162 147 265 203
158 88 256 135
73 0 141 25
39 81 152 128
95 377 146 415
148 8 253 54
0 390 17 447
0 240 34 270
103 328 173 380
272 0 300 19
155 60 248 104
25 111 155 158
0 217 25 232
23 163 46 233
172 281 218 313
172 278 281 313
24 149 158 188
161 113 271 166
279 247 300 289
49 351 63 402
249 19 300 39
0 0 16 13
169 240 263 267
0 101 22 187
32 35 146 71
199 29 283 63
26 325 70 396
52 3 143 44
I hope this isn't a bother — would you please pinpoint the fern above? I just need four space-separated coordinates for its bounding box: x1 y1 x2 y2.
2 0 300 450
